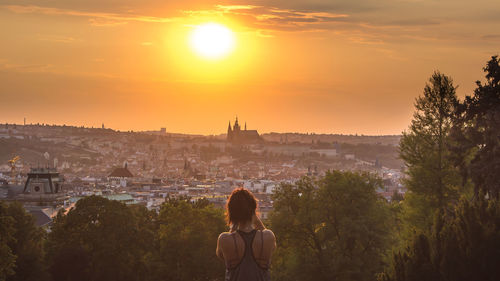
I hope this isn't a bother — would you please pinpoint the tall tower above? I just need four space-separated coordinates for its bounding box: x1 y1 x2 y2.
227 121 233 141
245 122 247 131
234 117 240 132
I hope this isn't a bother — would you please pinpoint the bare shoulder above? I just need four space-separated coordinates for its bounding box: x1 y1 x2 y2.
262 229 275 237
218 231 232 240
262 229 276 242
259 229 276 253
218 231 236 244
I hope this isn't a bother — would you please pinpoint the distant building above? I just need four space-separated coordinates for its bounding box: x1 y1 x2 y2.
1 167 68 207
23 167 63 194
108 164 134 187
109 164 134 178
344 154 355 160
227 117 262 144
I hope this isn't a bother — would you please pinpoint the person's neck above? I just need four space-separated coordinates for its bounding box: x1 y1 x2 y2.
237 221 254 232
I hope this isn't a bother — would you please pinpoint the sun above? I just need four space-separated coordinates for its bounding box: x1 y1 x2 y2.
189 23 235 59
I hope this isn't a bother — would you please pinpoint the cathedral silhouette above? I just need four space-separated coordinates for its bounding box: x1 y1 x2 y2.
227 117 262 143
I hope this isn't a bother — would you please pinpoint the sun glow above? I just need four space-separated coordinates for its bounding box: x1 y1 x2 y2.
189 23 235 59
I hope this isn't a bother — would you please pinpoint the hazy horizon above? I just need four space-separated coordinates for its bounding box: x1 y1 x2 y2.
2 119 404 137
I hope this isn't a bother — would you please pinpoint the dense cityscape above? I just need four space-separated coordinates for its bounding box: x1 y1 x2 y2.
0 118 404 225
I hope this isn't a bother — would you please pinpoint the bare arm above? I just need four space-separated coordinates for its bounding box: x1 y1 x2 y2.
216 234 224 260
269 230 277 251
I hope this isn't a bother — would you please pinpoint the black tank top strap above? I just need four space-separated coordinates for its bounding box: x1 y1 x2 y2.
237 229 257 247
226 229 270 281
260 230 264 260
232 233 239 257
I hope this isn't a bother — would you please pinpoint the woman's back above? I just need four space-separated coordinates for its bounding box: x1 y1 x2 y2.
224 230 271 281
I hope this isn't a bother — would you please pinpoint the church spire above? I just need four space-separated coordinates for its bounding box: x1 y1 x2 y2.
245 122 247 131
233 116 240 132
227 121 233 141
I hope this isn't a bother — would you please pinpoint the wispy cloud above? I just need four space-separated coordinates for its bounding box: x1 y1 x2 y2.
4 5 176 24
0 61 55 73
215 5 258 11
181 4 350 33
37 34 80 43
482 34 500 40
89 18 128 27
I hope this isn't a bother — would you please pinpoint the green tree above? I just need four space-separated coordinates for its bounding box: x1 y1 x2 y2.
450 56 500 199
5 202 48 281
270 171 391 281
379 196 500 281
0 201 16 280
399 72 462 234
149 197 226 281
46 196 154 281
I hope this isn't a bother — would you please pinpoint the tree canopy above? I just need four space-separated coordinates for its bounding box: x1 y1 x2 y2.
450 56 500 199
383 56 500 281
399 71 462 234
270 171 391 281
379 196 500 281
148 197 226 281
0 201 48 281
46 196 155 281
5 202 48 281
0 201 16 280
44 196 226 281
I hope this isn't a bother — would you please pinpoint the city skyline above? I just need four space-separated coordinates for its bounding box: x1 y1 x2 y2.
1 118 403 136
1 0 499 135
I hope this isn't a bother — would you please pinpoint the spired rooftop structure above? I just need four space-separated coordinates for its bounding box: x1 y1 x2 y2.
13 167 67 207
23 167 62 194
227 117 262 144
0 167 67 228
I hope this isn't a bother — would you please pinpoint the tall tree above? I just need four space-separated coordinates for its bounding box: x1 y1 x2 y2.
379 195 500 281
46 196 154 281
399 72 462 233
270 171 391 281
5 202 48 281
149 197 226 281
0 201 16 280
450 56 500 199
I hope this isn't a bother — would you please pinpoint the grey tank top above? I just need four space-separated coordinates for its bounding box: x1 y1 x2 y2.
225 230 271 281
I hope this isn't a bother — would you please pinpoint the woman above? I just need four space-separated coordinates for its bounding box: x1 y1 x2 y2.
216 188 276 281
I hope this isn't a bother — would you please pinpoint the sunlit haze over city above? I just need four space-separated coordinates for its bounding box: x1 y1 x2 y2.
1 0 499 134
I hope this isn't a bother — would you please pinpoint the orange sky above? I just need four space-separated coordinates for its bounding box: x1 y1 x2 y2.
0 0 499 135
